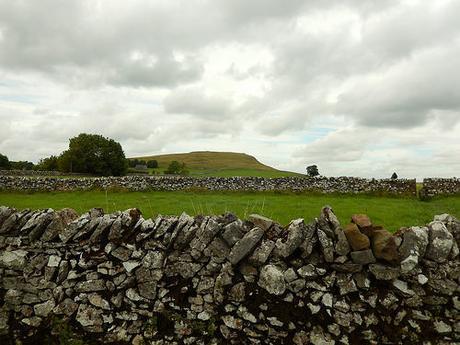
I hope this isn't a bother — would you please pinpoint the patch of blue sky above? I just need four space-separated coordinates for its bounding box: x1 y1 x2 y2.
0 94 39 104
0 79 29 88
413 147 433 158
302 127 335 144
253 127 336 145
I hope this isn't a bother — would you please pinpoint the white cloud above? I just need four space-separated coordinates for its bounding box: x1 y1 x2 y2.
0 0 458 179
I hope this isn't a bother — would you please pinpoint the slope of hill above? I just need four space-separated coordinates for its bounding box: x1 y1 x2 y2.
130 151 301 177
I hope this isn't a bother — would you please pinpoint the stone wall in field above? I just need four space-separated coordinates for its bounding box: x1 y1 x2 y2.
0 170 89 177
421 178 460 198
0 175 417 195
0 205 459 344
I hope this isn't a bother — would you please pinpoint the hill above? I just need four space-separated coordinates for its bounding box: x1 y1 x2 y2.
130 151 301 177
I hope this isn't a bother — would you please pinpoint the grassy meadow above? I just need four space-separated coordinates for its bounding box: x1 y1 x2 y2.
1 190 459 232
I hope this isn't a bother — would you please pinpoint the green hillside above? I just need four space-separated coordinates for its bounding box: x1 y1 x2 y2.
130 151 301 177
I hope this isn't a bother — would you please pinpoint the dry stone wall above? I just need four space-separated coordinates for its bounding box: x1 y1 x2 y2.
421 178 460 198
0 170 89 177
0 175 416 195
0 205 459 344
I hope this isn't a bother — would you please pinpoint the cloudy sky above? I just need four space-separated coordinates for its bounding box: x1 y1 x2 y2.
0 0 459 179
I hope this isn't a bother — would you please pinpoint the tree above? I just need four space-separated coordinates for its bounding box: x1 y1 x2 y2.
147 160 158 169
127 159 149 168
11 161 35 170
164 161 189 175
0 153 11 169
391 172 398 179
58 133 127 176
36 156 59 171
306 165 319 177
127 159 136 168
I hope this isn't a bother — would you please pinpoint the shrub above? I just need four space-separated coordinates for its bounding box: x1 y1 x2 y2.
36 155 59 171
0 153 11 169
164 161 189 175
147 160 158 169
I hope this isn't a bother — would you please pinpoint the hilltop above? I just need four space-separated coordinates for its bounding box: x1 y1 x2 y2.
130 151 301 177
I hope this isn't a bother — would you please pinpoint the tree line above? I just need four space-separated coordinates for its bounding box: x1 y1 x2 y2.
3 134 401 178
0 154 35 171
1 134 128 176
0 133 189 177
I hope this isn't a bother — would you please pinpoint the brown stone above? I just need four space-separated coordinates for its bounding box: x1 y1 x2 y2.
371 229 400 263
344 223 370 251
351 214 372 234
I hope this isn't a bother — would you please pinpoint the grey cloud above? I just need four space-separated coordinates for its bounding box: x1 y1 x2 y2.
249 1 460 134
335 42 460 128
362 1 460 60
218 0 306 24
0 0 396 88
0 0 459 179
294 128 376 163
0 1 206 87
164 88 233 119
109 55 203 88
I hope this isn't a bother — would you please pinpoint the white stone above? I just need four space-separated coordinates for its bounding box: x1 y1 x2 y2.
237 306 257 323
104 243 115 254
453 296 460 310
408 320 420 332
122 260 140 273
417 274 428 285
47 255 61 267
125 288 143 301
392 280 415 296
197 311 211 321
0 250 28 270
34 300 56 317
307 303 320 314
400 255 418 273
103 314 114 323
267 317 283 327
322 293 333 308
434 320 452 333
21 317 42 327
258 264 286 296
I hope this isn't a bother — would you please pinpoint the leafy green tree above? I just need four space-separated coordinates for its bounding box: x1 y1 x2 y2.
128 159 149 168
164 161 189 175
58 133 127 176
0 153 11 169
37 156 59 171
11 161 35 170
391 172 398 179
306 165 319 177
147 160 158 169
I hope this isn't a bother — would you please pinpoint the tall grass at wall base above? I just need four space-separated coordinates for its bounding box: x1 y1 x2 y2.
1 190 459 232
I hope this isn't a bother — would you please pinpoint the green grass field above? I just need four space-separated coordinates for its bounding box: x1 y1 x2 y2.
1 190 458 232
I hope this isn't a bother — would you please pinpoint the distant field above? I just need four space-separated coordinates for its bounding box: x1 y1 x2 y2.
131 151 302 177
1 190 458 232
